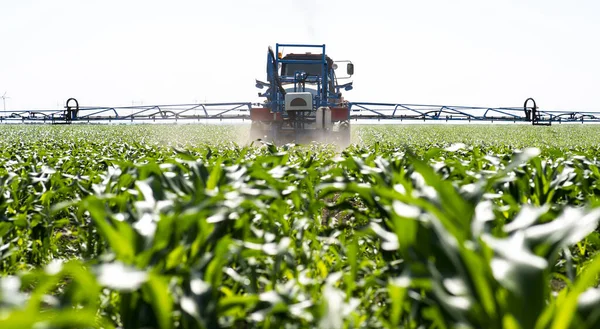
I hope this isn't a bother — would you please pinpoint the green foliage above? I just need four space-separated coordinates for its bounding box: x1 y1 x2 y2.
1 124 600 328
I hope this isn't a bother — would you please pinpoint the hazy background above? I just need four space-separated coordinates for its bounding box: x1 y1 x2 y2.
1 0 598 111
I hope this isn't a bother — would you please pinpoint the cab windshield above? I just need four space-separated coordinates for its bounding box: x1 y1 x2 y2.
282 63 322 77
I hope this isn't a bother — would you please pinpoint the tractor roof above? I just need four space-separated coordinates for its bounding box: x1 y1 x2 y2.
281 53 334 67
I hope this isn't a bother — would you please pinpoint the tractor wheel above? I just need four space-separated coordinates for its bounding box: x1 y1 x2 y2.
338 120 351 148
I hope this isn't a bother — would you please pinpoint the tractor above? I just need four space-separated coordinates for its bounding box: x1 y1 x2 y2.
250 44 355 145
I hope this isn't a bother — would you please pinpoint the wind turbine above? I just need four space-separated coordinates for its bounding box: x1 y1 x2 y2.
1 92 10 111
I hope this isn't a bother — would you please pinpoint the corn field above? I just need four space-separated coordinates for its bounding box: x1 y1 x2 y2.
2 124 600 329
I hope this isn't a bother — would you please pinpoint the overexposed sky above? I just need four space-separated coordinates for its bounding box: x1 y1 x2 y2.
1 0 599 111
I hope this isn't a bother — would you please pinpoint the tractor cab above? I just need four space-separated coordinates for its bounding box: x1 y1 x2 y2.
280 52 354 100
280 53 333 77
279 53 336 99
279 53 354 82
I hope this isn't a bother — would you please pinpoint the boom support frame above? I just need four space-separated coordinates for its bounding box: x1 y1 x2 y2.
2 98 599 125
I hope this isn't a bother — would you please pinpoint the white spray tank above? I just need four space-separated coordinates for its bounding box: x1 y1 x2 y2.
316 106 332 130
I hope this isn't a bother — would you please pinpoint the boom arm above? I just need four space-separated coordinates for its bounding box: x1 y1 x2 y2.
347 98 600 124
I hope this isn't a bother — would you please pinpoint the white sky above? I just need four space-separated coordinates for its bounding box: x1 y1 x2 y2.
1 0 599 111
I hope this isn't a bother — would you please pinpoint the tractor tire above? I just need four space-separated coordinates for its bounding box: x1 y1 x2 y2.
336 120 351 149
